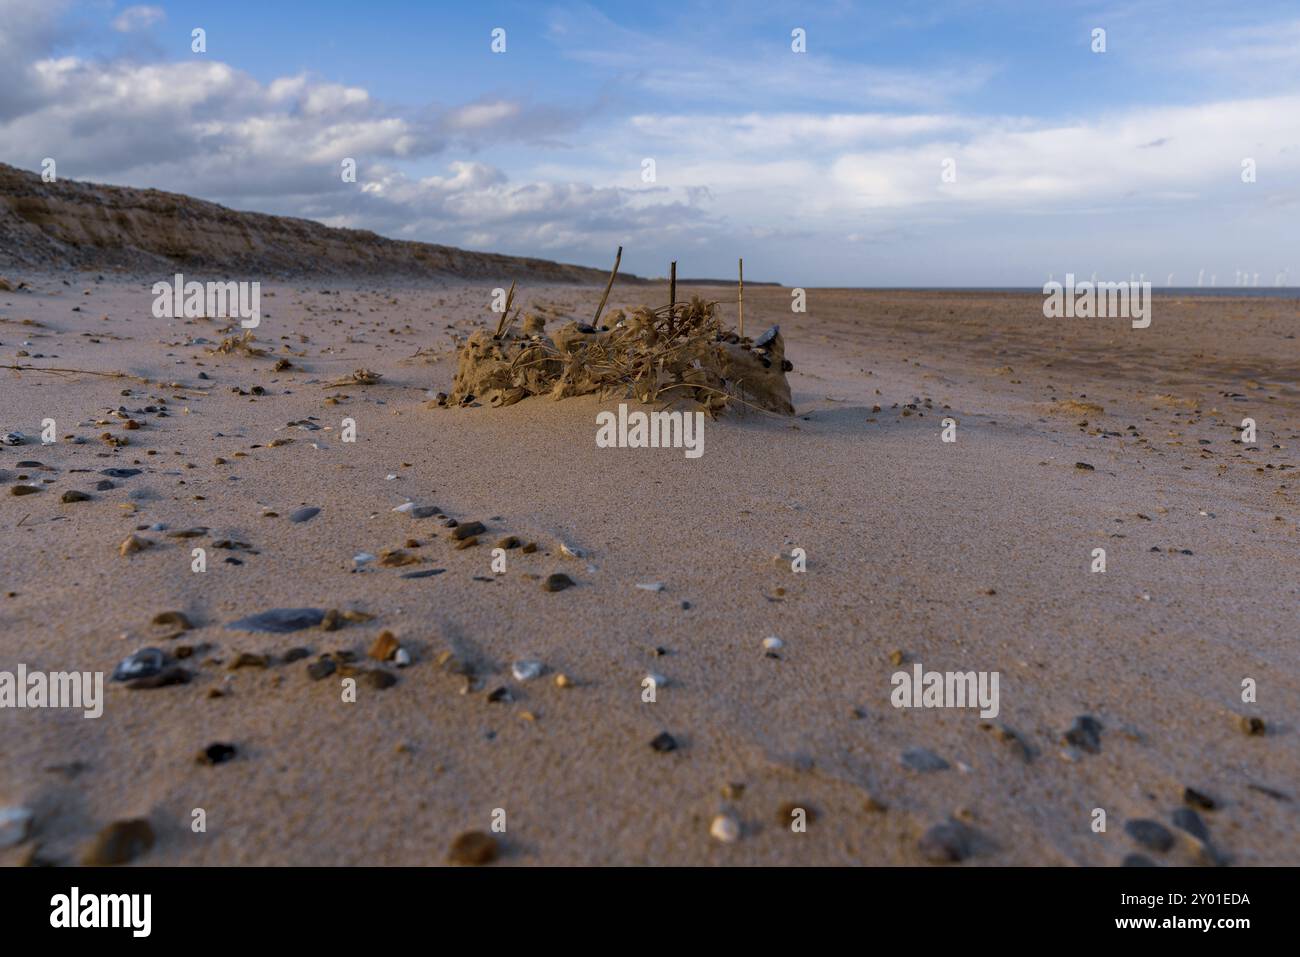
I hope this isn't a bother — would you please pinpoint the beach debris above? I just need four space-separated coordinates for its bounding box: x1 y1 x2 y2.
543 573 575 592
0 807 34 848
918 820 974 863
650 731 678 752
900 747 950 772
448 831 498 866
511 660 543 682
710 814 741 844
447 289 794 416
1061 714 1103 753
325 368 381 387
226 607 326 633
207 330 266 357
82 819 154 866
112 648 165 682
288 506 321 523
1125 819 1175 853
196 743 237 765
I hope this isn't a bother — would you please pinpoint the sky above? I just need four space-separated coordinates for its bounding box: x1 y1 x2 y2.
1 0 1298 286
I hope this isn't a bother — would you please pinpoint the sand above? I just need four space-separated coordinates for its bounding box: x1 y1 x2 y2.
0 276 1296 866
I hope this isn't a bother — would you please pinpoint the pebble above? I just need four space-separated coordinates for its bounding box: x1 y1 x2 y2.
554 673 572 688
101 468 142 478
1125 819 1175 853
119 533 152 556
125 666 192 689
1075 462 1095 471
762 636 784 651
400 568 444 579
496 536 520 549
10 484 40 495
448 831 498 866
196 743 237 765
452 521 486 540
1122 853 1157 867
368 630 400 661
0 806 34 848
918 820 974 863
636 582 665 592
353 552 376 567
511 660 543 681
410 505 439 519
1182 787 1218 811
644 672 667 689
1062 714 1103 753
152 611 192 630
710 814 741 844
94 480 115 491
364 670 397 690
650 731 678 752
1236 714 1266 736
61 489 92 503
82 819 154 866
112 647 165 682
900 747 950 772
306 657 337 680
1171 807 1209 842
543 573 575 592
226 607 325 633
394 648 411 668
283 647 310 663
228 652 268 670
288 506 321 523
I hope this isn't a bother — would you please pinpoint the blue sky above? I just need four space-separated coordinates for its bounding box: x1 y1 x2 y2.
2 0 1298 284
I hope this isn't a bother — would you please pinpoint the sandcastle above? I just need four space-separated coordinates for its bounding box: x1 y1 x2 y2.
444 255 795 416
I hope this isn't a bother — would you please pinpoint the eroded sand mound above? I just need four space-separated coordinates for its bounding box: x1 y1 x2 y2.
444 295 794 415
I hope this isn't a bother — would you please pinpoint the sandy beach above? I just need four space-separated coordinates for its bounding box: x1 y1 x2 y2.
1 275 1295 866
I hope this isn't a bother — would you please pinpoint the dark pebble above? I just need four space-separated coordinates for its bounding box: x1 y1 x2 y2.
126 666 191 690
1122 853 1157 867
650 731 678 752
112 647 165 682
1125 819 1175 853
61 490 92 503
1062 714 1103 753
1183 787 1218 811
1075 462 1095 471
448 831 498 865
486 685 512 703
1237 714 1266 736
10 485 39 496
364 670 397 690
288 506 321 523
401 568 445 579
1171 807 1209 841
94 480 116 491
410 505 440 519
197 743 237 765
543 573 575 592
307 658 337 680
226 607 325 633
900 747 949 772
452 521 486 540
283 647 310 663
101 468 142 478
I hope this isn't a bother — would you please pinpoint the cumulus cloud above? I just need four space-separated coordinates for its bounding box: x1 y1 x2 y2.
111 5 165 33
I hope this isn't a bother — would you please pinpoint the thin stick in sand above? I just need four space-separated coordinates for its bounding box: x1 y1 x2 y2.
669 260 677 322
593 245 622 327
738 257 744 338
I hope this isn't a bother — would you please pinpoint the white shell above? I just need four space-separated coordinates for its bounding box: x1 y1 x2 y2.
710 814 740 844
763 636 784 650
511 660 543 681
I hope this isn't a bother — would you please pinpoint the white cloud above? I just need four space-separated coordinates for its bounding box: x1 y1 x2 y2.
111 5 165 34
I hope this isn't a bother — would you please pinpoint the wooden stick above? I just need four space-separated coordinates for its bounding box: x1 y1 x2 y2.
593 245 622 327
494 280 516 337
738 257 744 338
668 260 677 322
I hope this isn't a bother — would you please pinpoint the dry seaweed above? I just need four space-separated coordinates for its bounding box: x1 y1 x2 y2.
447 294 794 416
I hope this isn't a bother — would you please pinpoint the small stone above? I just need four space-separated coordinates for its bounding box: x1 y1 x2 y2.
521 542 538 553
448 831 498 865
1122 853 1157 867
61 490 92 503
1075 462 1095 471
496 536 520 549
762 636 784 651
125 666 191 689
82 819 154 866
511 660 543 681
152 611 192 630
101 468 142 478
888 649 905 666
452 521 486 540
918 820 973 863
288 506 321 523
368 630 400 661
112 647 165 682
453 536 478 550
364 670 397 690
1183 787 1218 811
226 607 325 633
9 483 39 495
543 573 575 592
900 747 950 772
228 652 268 670
94 480 115 491
1237 714 1266 736
394 648 411 668
1125 819 1175 853
410 505 440 519
307 657 337 680
196 742 237 765
118 533 153 556
486 685 513 703
710 814 740 844
636 582 665 592
650 731 678 752
1171 807 1209 842
283 647 310 663
554 673 572 688
644 672 667 690
0 807 34 848
1062 714 1103 753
